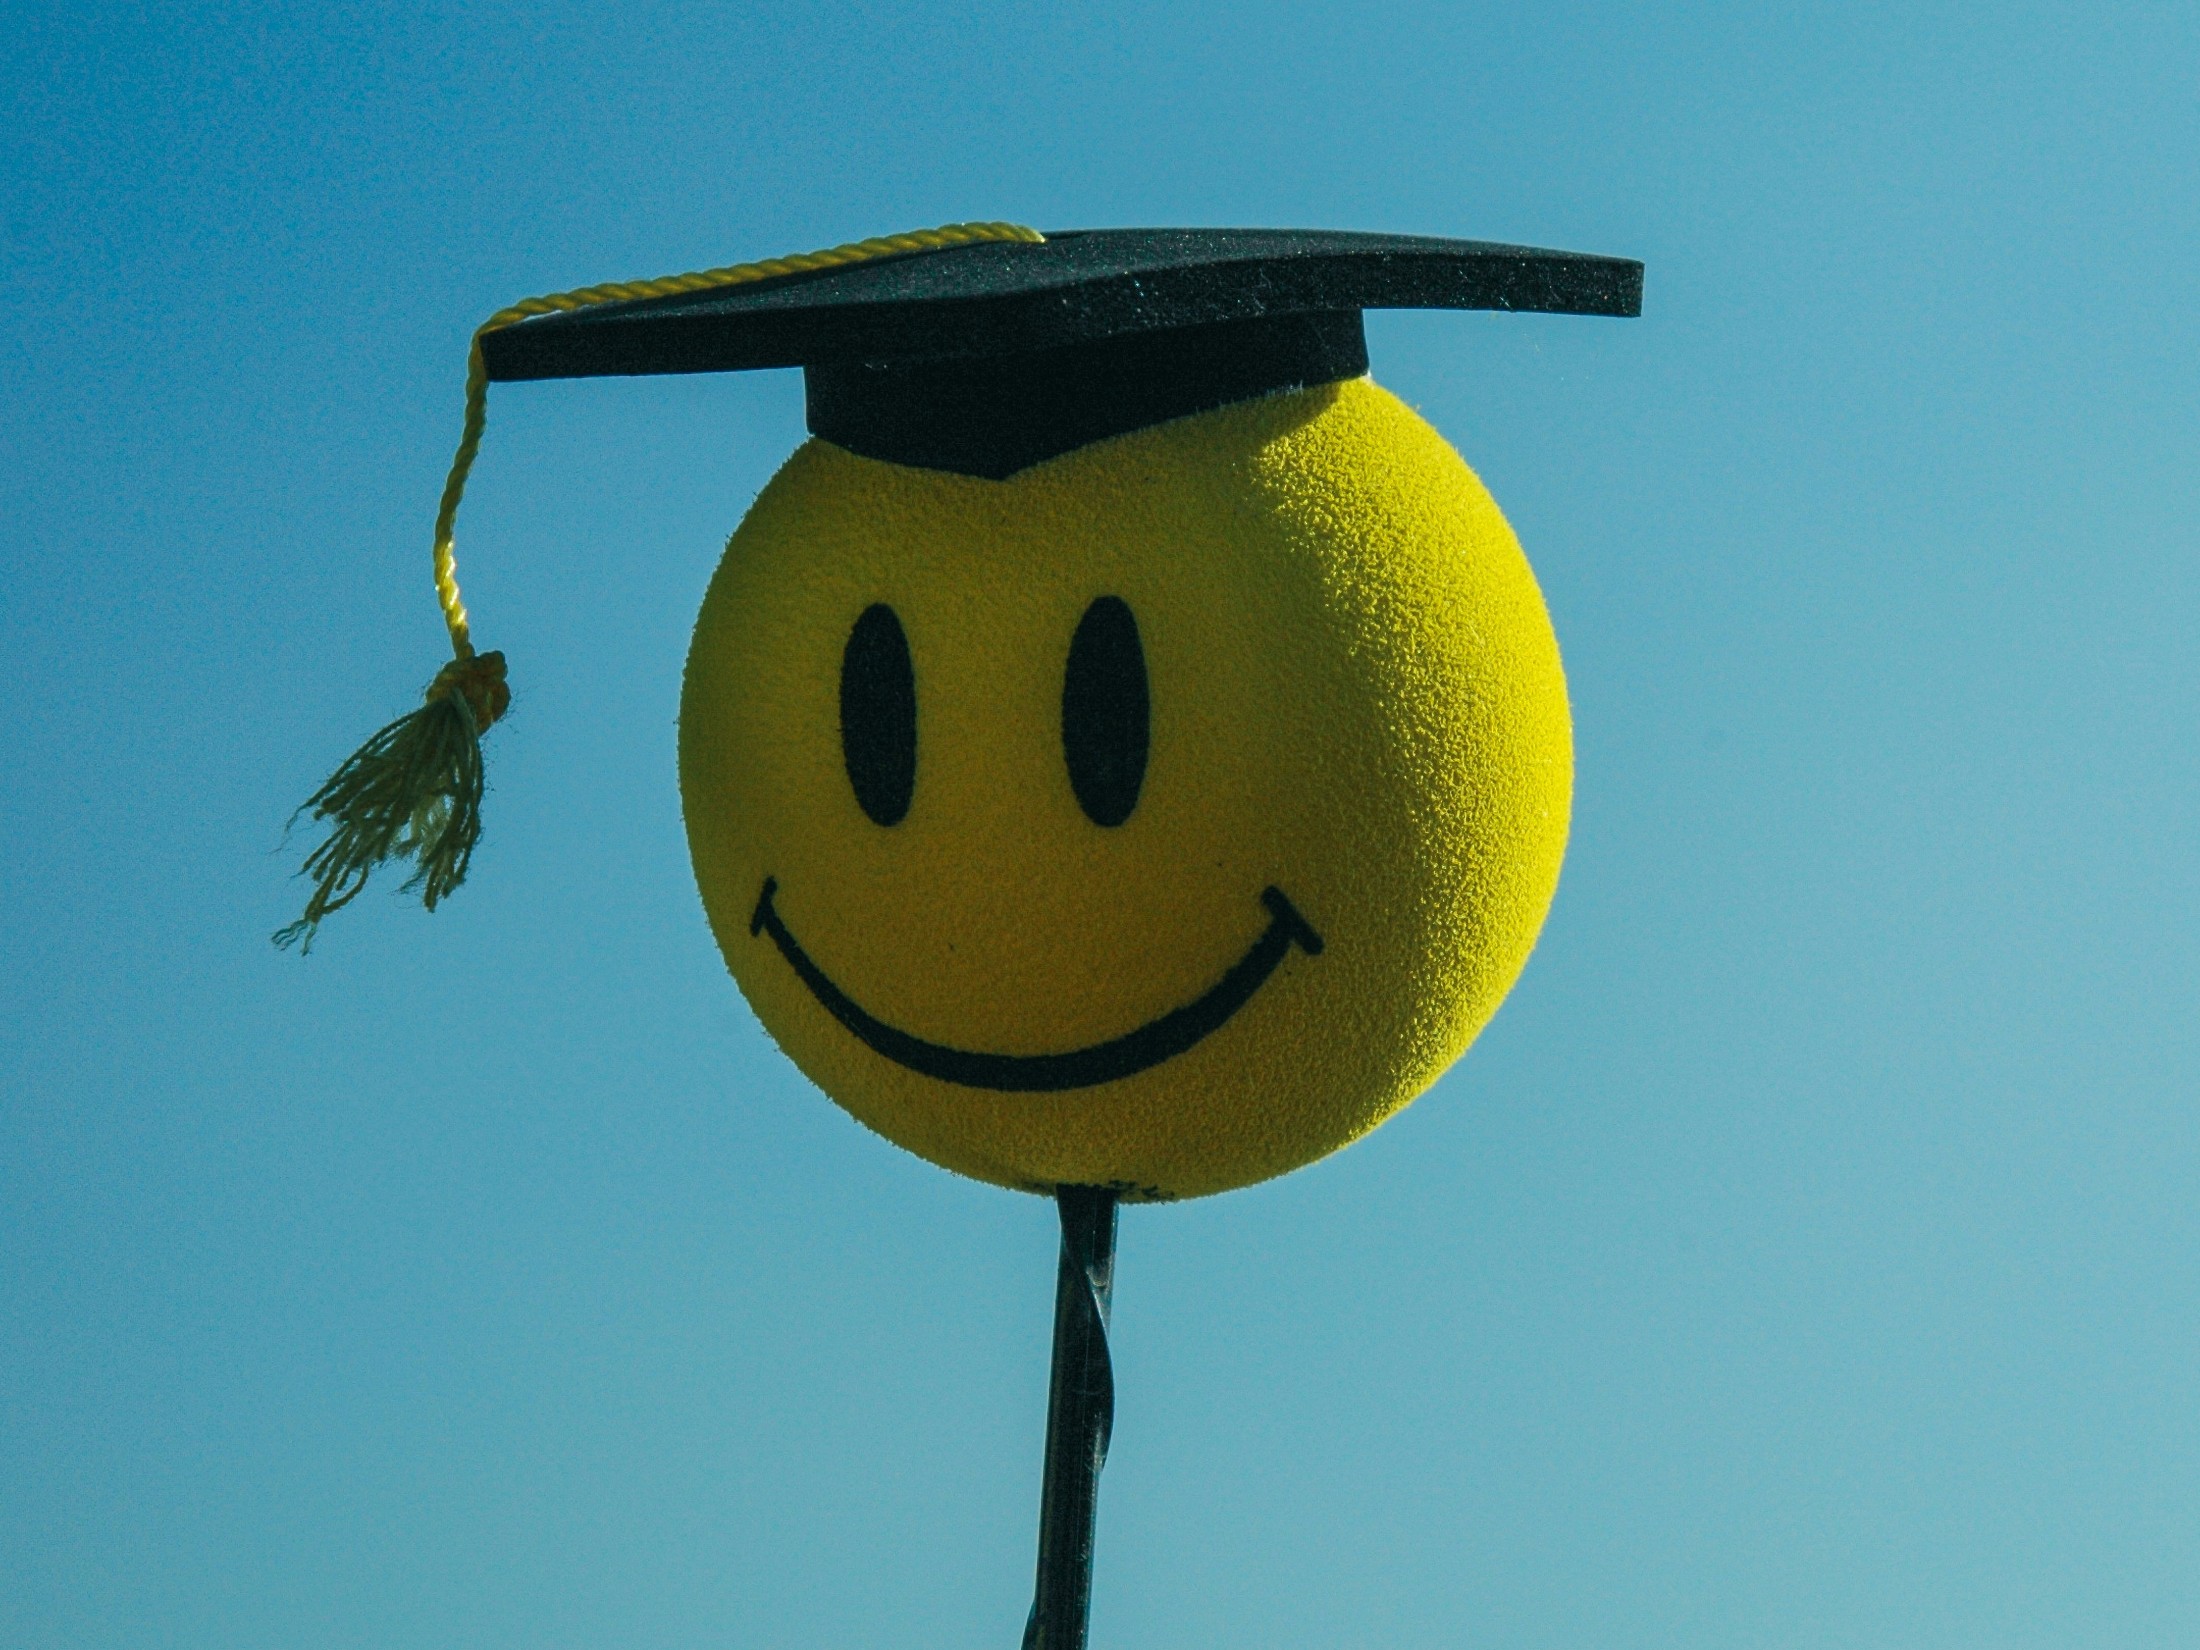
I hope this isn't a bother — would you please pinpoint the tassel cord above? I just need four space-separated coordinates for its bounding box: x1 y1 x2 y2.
278 221 1044 949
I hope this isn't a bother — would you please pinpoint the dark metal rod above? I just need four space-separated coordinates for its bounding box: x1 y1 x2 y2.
1023 1185 1120 1650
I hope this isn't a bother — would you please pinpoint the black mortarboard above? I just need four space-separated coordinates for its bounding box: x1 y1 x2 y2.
279 223 1641 950
480 228 1643 479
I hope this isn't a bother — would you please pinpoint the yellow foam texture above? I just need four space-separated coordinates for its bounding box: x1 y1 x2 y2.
680 376 1571 1200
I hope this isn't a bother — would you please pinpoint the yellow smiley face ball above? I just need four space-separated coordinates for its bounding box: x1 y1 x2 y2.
679 375 1571 1200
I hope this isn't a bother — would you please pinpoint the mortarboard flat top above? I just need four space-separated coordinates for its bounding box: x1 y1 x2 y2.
480 228 1644 479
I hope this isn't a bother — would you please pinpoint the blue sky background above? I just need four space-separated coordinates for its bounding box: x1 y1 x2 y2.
4 3 2196 1645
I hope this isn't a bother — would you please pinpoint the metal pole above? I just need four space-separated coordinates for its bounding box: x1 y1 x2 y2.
1022 1185 1120 1650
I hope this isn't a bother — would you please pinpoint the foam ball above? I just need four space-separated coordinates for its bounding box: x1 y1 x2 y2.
680 376 1570 1200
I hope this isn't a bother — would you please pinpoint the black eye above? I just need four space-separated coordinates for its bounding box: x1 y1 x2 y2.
1061 596 1149 827
841 603 916 826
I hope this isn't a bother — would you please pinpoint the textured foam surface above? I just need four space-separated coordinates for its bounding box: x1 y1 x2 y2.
680 377 1571 1200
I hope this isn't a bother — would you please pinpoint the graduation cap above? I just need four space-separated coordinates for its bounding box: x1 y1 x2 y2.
484 225 1642 478
278 222 1642 949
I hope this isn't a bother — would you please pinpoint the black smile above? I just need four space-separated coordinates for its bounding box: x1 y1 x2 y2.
749 878 1324 1092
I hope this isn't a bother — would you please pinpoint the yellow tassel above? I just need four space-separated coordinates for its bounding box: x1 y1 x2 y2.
277 221 1043 949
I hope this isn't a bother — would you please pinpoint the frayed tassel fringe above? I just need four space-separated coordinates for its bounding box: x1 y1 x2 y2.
275 652 506 952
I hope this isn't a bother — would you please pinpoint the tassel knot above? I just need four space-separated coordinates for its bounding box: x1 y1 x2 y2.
428 649 510 731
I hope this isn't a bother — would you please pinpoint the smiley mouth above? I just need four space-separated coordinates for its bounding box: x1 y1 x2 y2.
749 878 1324 1092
